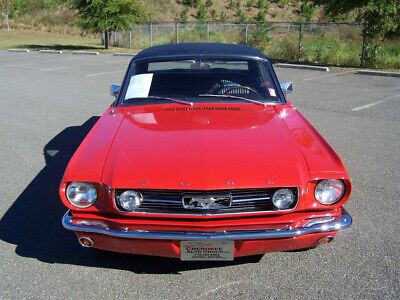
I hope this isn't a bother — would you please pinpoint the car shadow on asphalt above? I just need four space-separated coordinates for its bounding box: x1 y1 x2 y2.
0 116 262 274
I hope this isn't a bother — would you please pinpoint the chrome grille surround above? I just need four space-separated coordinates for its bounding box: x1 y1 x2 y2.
114 187 299 215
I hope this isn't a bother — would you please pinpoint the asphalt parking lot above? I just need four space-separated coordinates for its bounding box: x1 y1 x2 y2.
0 51 399 299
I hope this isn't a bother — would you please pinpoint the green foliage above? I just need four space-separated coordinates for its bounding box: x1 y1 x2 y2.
362 44 381 68
219 11 227 20
70 0 146 33
183 0 201 8
246 0 255 8
180 7 189 23
257 0 265 9
255 11 265 22
6 0 64 18
312 0 400 41
196 3 207 20
210 8 217 18
235 0 240 8
228 0 235 9
205 0 213 7
300 1 315 22
247 23 272 51
310 0 400 65
267 36 299 61
236 9 246 21
277 0 289 8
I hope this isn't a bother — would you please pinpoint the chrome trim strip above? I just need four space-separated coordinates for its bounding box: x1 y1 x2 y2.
232 197 271 203
62 209 352 241
113 187 299 216
143 199 182 204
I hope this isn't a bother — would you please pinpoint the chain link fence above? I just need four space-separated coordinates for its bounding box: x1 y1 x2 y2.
105 22 365 67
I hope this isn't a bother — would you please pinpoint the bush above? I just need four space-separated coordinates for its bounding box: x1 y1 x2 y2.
196 4 207 20
246 0 255 8
257 0 265 9
219 11 227 21
247 23 272 51
300 2 315 22
267 36 299 61
180 7 189 23
255 11 265 22
236 9 246 21
362 44 381 68
205 0 213 7
210 8 217 19
183 0 201 8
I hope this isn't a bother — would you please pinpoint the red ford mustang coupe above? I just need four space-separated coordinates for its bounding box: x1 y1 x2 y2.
60 43 352 261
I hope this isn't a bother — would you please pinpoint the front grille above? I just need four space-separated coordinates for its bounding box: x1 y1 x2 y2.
114 188 299 215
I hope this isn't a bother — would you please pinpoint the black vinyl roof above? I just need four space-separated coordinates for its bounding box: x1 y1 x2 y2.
133 43 269 61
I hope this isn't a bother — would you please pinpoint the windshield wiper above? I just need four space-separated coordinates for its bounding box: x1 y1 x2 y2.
125 96 193 106
198 94 266 107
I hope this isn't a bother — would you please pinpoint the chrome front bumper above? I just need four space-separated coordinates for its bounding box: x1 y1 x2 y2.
62 210 352 240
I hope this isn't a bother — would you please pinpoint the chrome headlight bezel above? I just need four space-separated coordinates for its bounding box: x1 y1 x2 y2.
116 190 143 212
272 188 295 209
66 182 97 208
314 179 345 205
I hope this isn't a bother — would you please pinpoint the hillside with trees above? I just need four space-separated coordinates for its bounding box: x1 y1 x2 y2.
1 0 398 68
0 0 347 33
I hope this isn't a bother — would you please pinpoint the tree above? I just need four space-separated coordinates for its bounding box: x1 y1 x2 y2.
310 0 400 66
1 0 10 31
70 0 146 49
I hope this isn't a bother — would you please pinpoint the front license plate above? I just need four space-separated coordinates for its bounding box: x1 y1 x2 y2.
180 240 234 261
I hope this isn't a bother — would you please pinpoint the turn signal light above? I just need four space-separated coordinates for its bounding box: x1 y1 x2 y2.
319 236 334 244
78 237 94 247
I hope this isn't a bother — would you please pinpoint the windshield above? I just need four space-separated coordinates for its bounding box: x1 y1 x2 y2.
119 57 283 106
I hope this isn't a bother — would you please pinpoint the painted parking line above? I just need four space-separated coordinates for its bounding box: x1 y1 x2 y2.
104 60 130 64
40 66 69 72
304 70 354 81
352 93 400 111
86 70 124 77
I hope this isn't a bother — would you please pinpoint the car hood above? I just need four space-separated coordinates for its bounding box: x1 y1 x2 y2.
101 104 310 189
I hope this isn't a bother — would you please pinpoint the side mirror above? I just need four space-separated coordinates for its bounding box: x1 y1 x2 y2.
110 84 120 100
280 82 293 94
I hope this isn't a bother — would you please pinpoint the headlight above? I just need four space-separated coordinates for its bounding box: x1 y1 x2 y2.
272 188 295 209
66 182 97 208
315 179 345 205
117 190 143 211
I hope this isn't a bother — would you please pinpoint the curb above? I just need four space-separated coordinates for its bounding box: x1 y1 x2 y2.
113 53 136 56
277 63 329 72
72 51 99 55
357 70 400 78
8 49 30 53
38 50 62 54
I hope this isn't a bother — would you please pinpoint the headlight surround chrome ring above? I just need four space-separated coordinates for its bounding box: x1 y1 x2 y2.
272 188 295 209
315 179 345 205
117 190 143 212
66 182 97 208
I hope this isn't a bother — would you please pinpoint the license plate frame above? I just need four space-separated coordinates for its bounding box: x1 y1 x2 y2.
180 240 234 261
